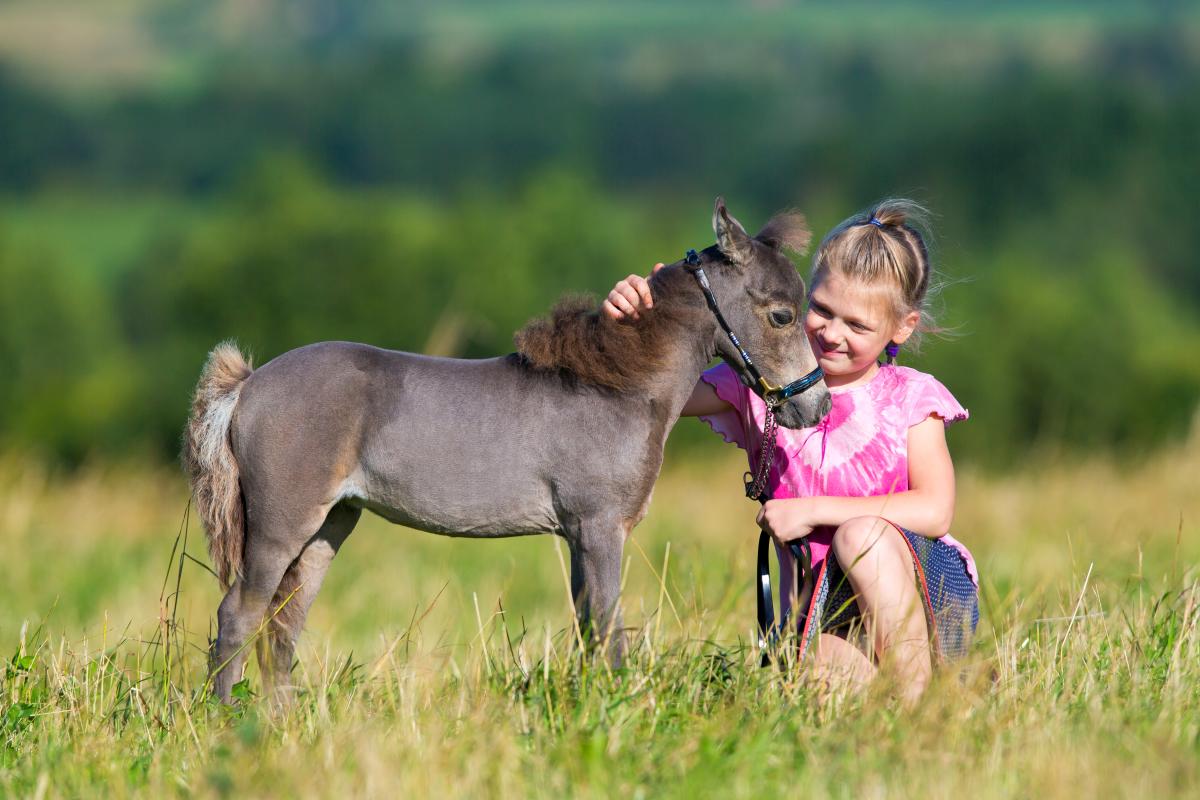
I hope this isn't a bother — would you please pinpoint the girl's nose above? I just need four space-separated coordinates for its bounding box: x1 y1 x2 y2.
818 320 844 345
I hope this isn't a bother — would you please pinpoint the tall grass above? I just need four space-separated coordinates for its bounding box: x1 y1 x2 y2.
1 431 1198 797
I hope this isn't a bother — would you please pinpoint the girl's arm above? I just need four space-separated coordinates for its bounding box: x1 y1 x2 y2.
757 415 956 540
681 379 730 416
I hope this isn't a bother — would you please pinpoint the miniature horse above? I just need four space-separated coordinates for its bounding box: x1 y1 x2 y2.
184 198 829 703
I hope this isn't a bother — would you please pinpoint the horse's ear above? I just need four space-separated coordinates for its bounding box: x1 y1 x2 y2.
712 197 753 264
756 210 811 256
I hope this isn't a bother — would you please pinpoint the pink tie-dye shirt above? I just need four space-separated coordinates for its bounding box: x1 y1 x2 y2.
699 362 978 587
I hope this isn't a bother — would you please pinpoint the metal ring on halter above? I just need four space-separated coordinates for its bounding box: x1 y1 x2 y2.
759 367 825 408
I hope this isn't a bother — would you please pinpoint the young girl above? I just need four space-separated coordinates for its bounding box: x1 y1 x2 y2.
603 200 978 702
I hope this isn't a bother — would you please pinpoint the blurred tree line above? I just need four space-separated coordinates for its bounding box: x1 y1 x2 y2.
0 2 1197 466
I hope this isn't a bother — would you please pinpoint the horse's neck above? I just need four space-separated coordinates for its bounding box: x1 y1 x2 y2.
640 277 718 420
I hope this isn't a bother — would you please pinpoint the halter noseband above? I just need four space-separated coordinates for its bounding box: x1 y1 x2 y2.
686 249 824 410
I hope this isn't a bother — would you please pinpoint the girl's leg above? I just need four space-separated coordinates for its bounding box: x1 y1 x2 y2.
810 633 876 698
831 516 932 705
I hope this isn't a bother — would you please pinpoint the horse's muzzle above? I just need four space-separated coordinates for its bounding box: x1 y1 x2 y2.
774 388 832 429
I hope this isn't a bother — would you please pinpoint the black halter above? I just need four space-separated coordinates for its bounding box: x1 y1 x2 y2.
686 249 824 410
686 248 823 665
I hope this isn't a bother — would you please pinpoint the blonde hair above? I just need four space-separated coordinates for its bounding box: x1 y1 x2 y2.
810 199 938 349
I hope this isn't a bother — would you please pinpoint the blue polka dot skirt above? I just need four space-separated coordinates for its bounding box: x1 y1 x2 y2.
797 526 979 663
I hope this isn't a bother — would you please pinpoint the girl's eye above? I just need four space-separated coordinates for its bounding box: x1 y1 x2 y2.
849 322 867 333
769 309 795 328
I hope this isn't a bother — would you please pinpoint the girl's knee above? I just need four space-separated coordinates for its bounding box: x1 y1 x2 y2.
832 516 897 563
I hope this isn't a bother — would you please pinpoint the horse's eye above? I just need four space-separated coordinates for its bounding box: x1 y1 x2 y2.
769 308 795 328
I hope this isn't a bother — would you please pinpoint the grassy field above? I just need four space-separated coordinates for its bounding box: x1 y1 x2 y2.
1 429 1198 797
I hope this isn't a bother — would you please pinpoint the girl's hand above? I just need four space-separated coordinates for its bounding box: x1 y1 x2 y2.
757 498 816 543
601 263 664 322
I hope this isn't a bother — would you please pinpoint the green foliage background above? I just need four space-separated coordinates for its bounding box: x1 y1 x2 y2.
1 0 1198 466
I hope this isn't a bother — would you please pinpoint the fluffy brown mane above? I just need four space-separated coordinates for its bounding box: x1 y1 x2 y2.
513 283 690 391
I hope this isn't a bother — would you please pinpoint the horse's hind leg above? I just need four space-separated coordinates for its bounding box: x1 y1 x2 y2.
211 504 331 704
260 502 361 705
566 513 627 664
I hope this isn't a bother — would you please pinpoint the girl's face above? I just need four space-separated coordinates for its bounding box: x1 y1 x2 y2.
804 271 918 389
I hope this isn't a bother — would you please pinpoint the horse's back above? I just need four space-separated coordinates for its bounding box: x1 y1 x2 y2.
237 340 517 416
232 340 525 471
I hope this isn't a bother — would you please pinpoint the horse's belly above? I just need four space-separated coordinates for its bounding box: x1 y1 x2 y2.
347 479 560 539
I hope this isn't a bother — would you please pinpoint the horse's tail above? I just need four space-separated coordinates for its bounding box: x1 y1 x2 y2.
183 341 253 590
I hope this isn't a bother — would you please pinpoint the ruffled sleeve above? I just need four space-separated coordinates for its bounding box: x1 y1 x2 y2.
903 369 969 428
697 363 763 452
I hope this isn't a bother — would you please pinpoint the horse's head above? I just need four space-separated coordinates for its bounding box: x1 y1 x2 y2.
684 197 831 429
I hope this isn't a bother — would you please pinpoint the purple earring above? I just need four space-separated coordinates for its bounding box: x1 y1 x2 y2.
885 342 900 364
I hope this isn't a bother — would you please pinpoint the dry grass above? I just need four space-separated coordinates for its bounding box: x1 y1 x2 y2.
1 431 1198 797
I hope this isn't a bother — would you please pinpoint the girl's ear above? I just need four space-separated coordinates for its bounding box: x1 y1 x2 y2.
892 310 921 345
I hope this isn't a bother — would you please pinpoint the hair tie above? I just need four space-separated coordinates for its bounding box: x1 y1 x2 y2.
885 342 900 364
868 216 884 228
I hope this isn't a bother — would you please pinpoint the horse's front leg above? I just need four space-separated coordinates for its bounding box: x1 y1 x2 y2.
566 514 626 665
